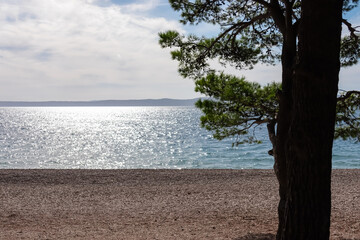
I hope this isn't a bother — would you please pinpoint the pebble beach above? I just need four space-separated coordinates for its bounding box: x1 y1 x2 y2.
1 169 359 239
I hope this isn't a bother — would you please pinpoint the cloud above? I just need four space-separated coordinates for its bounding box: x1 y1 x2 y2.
0 0 195 101
121 0 161 12
340 64 360 91
1 1 358 101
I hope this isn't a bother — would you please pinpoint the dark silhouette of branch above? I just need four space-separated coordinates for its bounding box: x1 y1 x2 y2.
337 90 360 102
342 19 360 40
200 12 271 59
253 0 271 8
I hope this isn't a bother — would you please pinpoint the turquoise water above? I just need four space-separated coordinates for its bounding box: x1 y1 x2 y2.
0 107 359 169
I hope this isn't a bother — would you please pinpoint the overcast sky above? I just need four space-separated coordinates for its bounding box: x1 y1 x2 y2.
0 0 359 101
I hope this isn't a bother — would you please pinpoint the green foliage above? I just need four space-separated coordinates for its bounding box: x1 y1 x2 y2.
159 0 283 79
343 0 359 12
335 91 360 142
159 0 360 146
341 36 360 67
159 30 275 79
194 72 279 144
160 0 360 77
194 73 360 145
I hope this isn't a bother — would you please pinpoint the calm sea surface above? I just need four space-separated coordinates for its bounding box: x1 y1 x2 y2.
0 107 359 169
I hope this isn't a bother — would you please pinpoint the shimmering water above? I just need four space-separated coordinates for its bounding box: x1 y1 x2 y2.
0 107 359 169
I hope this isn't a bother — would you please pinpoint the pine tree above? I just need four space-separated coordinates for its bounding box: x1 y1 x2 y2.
159 0 360 238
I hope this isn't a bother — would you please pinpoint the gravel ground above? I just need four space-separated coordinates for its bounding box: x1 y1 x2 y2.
0 169 359 240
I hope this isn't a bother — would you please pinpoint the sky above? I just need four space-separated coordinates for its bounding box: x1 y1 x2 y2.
0 0 359 101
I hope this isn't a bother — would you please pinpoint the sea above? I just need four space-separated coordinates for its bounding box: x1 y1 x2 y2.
0 106 359 169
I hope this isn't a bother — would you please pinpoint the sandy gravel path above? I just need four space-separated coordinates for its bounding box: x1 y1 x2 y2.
1 169 359 239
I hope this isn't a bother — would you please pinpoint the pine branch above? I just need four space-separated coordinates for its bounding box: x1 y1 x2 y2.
200 12 271 59
337 90 360 102
342 19 360 40
253 0 271 8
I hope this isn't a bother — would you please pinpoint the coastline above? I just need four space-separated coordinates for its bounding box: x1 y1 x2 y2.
1 169 359 239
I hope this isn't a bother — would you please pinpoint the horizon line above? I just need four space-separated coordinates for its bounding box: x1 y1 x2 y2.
0 98 203 107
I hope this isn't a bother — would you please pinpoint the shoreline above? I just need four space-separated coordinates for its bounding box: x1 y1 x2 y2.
1 169 359 239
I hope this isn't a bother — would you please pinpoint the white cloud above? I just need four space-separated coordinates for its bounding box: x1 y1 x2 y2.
0 0 196 101
340 64 360 91
121 0 161 12
1 1 359 101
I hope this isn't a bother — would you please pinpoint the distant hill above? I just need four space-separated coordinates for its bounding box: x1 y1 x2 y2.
0 98 200 107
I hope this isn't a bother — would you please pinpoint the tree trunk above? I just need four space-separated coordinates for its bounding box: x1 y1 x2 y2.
275 13 297 239
277 0 343 239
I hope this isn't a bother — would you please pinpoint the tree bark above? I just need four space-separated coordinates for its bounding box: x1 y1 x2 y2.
277 0 343 239
275 9 297 239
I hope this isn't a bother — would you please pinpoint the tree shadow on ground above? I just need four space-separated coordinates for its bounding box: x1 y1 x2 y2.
233 233 275 240
233 234 359 240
